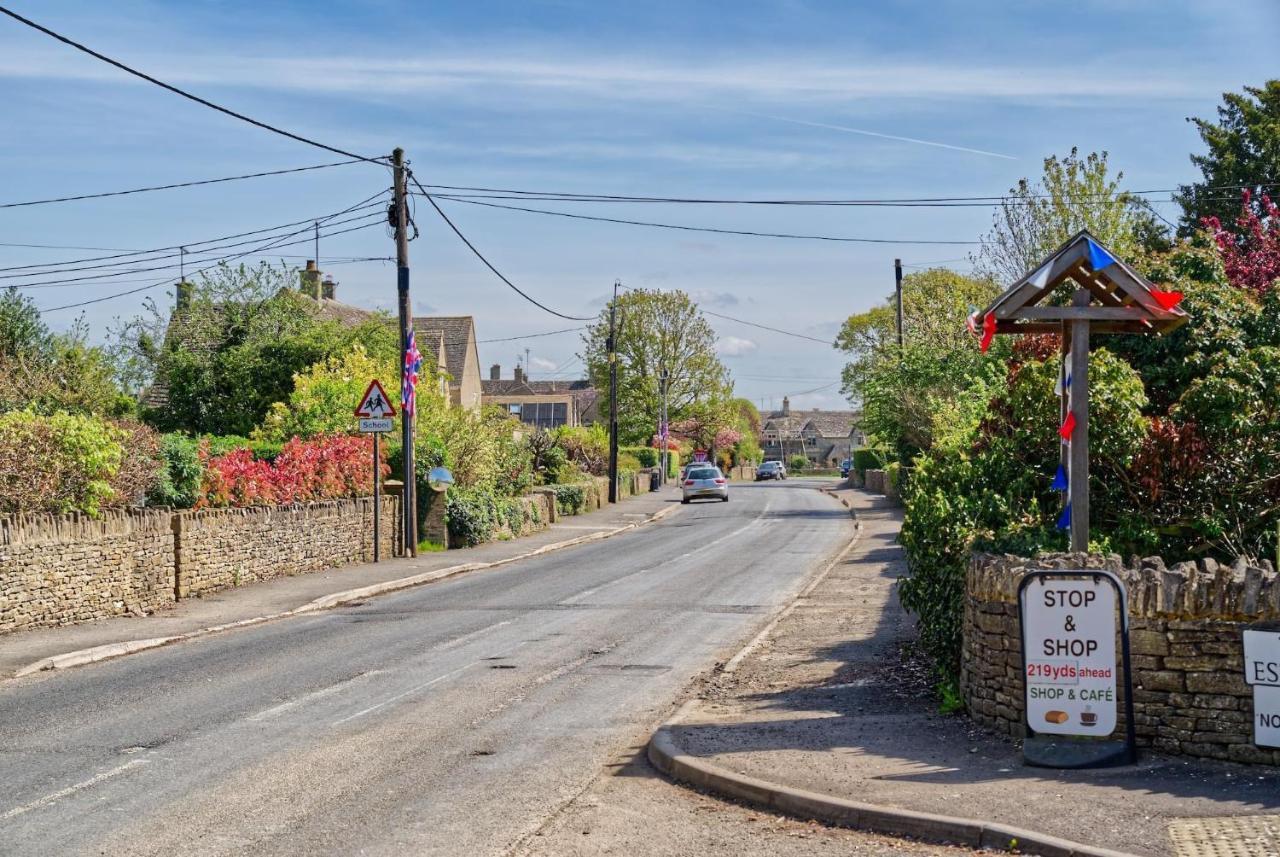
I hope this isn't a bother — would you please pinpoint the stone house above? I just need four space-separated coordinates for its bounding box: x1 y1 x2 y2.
480 364 599 429
761 397 861 467
412 316 483 412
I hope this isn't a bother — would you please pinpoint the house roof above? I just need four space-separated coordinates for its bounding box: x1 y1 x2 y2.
412 316 475 384
762 408 859 438
481 378 600 423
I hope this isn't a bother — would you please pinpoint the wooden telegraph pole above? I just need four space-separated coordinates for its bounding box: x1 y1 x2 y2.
392 148 417 556
607 280 620 504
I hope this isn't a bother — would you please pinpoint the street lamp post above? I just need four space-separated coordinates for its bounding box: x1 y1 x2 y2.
659 364 670 485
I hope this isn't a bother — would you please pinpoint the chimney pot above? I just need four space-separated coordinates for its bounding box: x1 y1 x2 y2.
321 276 336 300
175 280 193 312
782 396 790 415
514 365 525 383
490 363 501 381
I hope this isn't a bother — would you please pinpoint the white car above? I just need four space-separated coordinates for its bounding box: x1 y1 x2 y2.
682 465 729 503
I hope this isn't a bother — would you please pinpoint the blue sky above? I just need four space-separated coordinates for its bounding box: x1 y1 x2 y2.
1 0 1275 410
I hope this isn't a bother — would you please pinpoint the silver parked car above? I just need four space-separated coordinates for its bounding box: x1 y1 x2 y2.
756 460 787 481
682 465 729 503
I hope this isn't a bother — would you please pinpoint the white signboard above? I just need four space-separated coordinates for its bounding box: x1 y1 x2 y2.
358 418 394 433
1242 630 1280 748
1021 577 1118 736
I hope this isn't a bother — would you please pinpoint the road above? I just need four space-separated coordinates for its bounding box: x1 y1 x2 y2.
0 479 852 856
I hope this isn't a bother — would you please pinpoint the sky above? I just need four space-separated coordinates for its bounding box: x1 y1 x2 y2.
0 0 1275 411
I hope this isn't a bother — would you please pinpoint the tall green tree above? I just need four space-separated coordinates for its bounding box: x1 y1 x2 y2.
1176 80 1280 232
111 262 398 436
581 288 732 445
973 148 1165 284
835 268 1000 460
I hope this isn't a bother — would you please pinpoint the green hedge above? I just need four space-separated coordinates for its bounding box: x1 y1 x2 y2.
852 446 889 476
203 434 285 462
620 446 658 468
147 433 203 508
550 483 586 516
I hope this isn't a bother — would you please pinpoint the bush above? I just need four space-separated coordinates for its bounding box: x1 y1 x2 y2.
852 447 888 476
551 483 586 516
554 425 609 475
621 446 658 468
204 434 285 462
0 410 134 517
445 486 500 547
147 433 203 508
198 433 381 508
788 454 808 472
617 452 643 475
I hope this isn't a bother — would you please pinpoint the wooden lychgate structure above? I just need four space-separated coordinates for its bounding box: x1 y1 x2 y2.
977 230 1188 552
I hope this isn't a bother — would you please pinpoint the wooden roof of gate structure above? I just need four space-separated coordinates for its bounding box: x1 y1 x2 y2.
979 229 1188 335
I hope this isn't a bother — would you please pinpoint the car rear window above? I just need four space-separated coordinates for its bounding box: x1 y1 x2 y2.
688 468 719 479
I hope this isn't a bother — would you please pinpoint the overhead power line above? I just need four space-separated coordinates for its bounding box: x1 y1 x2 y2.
39 191 389 312
703 310 833 345
0 159 366 209
0 190 390 276
0 5 382 164
477 326 587 343
417 182 1280 207
428 195 976 245
410 175 594 322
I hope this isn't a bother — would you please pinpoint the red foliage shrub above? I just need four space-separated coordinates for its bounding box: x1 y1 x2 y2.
197 434 385 508
1203 190 1280 295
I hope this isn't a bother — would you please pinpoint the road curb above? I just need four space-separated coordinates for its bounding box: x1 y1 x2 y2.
648 485 1141 857
12 499 683 680
646 723 1138 857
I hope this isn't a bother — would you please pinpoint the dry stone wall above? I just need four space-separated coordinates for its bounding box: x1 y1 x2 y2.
962 551 1280 766
1 496 400 633
0 509 175 633
175 497 399 598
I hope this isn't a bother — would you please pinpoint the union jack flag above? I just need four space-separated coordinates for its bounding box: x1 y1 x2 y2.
402 326 422 417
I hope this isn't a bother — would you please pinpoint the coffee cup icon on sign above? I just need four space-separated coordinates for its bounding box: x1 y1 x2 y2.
1080 707 1097 727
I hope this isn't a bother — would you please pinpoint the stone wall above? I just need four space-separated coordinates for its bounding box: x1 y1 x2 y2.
1 496 400 633
175 497 399 598
962 552 1280 765
0 509 175 633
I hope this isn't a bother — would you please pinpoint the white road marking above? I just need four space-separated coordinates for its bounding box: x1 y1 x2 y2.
331 663 474 726
563 499 773 605
1 759 148 822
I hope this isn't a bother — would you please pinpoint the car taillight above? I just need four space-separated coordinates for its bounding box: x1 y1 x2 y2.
684 480 694 486
714 478 726 484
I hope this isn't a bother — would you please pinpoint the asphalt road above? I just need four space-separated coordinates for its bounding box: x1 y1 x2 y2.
0 479 852 857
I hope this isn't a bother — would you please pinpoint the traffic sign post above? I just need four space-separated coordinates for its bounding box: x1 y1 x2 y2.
1018 569 1136 768
354 380 396 562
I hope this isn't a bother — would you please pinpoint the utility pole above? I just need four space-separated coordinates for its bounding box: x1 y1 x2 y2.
608 279 620 504
894 258 904 350
659 364 670 485
392 147 417 556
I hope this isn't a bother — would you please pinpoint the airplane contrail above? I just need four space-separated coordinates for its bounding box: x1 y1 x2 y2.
737 110 1017 160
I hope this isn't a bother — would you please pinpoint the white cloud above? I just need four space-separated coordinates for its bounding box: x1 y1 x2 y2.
691 289 741 307
716 336 758 357
0 48 1206 104
530 356 558 371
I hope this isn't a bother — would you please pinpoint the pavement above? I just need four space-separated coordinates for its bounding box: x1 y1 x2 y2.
0 485 679 680
649 487 1280 857
0 478 864 856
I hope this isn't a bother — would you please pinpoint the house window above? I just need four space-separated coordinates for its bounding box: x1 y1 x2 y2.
517 402 569 429
508 403 522 417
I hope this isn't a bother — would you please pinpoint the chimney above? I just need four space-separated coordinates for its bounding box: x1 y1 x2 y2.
490 363 501 381
299 260 322 300
514 365 525 383
321 276 336 301
175 280 193 312
782 396 790 415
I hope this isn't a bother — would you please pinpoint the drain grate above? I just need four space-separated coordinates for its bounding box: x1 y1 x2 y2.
1169 815 1280 857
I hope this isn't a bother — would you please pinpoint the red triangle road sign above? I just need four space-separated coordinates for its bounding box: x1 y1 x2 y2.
354 379 396 418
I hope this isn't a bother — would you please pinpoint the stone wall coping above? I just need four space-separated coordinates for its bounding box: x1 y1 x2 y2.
969 551 1280 621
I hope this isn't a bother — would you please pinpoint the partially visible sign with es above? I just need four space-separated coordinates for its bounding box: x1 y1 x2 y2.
1243 630 1280 748
1020 577 1118 736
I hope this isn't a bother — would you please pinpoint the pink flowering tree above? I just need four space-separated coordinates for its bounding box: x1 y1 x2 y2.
1203 190 1280 295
